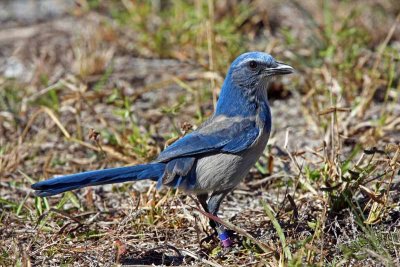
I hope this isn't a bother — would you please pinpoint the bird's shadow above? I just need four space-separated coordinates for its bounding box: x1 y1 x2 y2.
119 246 184 266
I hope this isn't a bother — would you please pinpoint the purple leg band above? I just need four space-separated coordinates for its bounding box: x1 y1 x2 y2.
220 236 233 247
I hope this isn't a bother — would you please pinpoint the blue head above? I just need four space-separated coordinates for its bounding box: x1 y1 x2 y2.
215 51 293 117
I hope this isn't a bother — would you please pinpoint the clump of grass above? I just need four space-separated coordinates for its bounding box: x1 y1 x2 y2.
93 0 249 71
340 230 399 264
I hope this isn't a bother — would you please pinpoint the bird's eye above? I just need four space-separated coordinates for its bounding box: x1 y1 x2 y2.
248 60 258 70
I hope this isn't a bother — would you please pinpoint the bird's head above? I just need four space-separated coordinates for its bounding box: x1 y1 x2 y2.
215 52 293 117
229 51 294 91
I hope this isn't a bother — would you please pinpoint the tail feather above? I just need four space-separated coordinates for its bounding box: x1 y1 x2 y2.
31 163 165 197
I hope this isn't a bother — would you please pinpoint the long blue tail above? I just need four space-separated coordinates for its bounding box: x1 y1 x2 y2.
31 163 165 197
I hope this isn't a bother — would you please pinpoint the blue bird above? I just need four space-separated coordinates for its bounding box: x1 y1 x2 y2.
32 51 293 247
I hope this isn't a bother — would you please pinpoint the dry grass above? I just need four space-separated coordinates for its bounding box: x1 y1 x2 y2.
1 0 399 266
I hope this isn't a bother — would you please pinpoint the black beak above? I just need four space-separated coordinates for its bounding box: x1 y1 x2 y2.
268 62 294 76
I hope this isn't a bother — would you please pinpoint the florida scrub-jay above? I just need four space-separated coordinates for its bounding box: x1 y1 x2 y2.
32 51 294 247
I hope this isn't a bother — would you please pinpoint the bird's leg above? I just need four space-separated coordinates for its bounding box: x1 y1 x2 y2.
197 193 209 214
197 194 219 245
197 193 217 228
207 191 232 248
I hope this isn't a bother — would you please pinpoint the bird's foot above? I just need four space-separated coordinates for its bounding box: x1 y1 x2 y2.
200 231 218 247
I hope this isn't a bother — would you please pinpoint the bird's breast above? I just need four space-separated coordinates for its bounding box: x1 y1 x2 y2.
184 127 270 194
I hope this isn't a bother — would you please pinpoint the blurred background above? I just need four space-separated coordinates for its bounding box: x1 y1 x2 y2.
1 0 399 266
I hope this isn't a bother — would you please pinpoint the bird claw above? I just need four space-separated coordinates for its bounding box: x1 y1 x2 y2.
200 231 218 247
199 226 233 248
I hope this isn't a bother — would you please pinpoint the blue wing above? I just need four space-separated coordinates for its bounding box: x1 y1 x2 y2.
156 115 260 162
